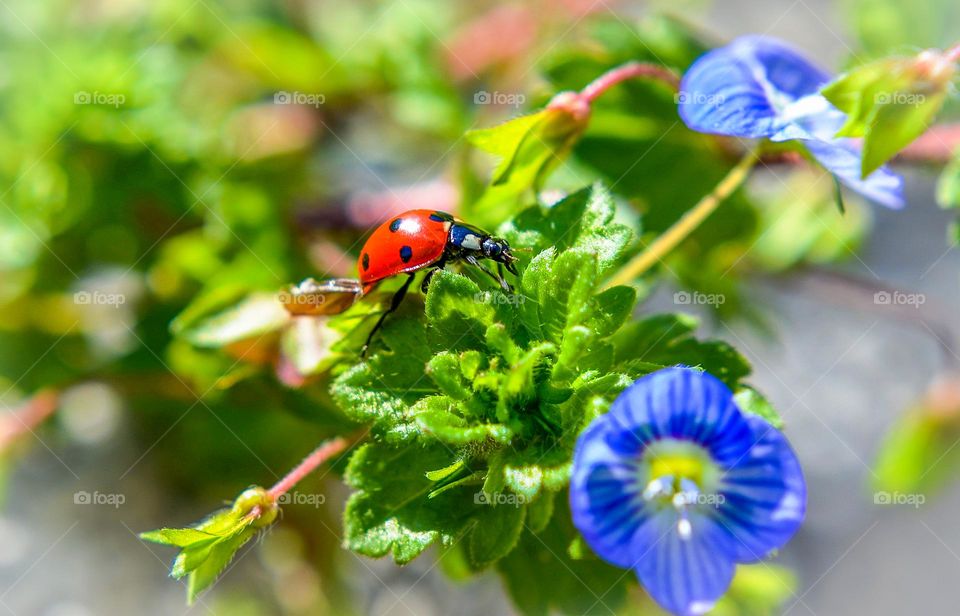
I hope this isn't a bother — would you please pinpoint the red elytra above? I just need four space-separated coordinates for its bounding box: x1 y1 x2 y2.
354 209 519 354
356 209 453 293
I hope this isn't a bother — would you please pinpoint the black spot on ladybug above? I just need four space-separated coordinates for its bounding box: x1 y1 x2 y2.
389 218 402 232
362 253 370 271
399 246 413 263
429 212 453 222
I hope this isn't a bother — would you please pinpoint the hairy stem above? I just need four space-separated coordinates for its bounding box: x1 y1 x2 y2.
606 147 758 288
267 430 366 501
581 61 680 102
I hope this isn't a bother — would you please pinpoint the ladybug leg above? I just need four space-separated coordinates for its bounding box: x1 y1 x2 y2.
465 255 513 293
421 257 448 293
421 268 438 293
361 273 415 357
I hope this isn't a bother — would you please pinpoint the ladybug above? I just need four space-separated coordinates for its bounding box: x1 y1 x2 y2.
357 209 518 350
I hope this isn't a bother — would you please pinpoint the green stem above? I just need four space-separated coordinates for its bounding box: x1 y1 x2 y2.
605 148 759 288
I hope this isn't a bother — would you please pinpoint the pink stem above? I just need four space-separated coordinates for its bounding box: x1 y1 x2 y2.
266 431 365 501
580 62 680 103
0 390 59 450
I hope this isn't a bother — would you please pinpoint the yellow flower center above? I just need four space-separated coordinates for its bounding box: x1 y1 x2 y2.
649 453 706 488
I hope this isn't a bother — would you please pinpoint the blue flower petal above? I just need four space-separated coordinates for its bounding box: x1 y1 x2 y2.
802 138 905 209
679 36 906 209
570 419 652 568
716 415 806 562
607 368 754 466
570 367 808 616
635 511 737 616
679 36 829 138
771 94 905 208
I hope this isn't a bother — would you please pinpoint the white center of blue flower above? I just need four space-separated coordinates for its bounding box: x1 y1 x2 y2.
639 440 721 541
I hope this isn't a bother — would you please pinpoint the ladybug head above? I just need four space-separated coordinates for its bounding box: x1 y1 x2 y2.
481 237 519 275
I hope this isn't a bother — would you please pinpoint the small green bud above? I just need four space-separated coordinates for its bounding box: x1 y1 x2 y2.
231 486 278 527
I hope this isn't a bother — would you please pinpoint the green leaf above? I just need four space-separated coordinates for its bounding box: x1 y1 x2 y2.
343 442 475 564
425 270 496 351
140 528 219 547
861 90 948 177
426 352 473 400
331 315 437 443
501 441 572 500
186 529 256 604
331 355 432 444
467 112 549 185
613 313 751 387
414 396 514 445
504 184 634 277
141 487 277 604
425 458 466 483
822 53 955 177
497 501 627 616
523 249 599 349
526 491 556 533
936 152 960 209
499 342 556 414
465 108 590 226
734 386 784 429
586 285 637 338
468 500 526 567
874 406 960 495
563 372 632 433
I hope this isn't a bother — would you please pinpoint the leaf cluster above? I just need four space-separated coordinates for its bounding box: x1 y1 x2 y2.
331 184 766 613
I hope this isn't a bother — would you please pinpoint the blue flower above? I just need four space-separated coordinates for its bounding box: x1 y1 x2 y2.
678 35 904 209
569 367 806 616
